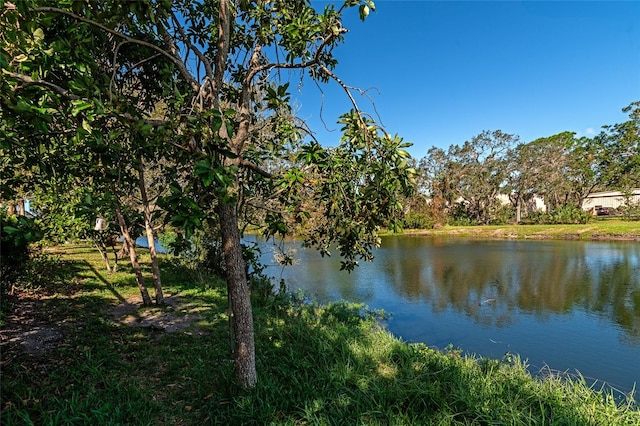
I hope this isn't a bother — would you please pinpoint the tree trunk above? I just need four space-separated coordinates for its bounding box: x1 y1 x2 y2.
94 240 112 273
217 201 257 389
94 234 119 273
516 196 522 223
137 160 164 305
117 238 130 260
109 240 119 273
116 207 152 306
16 199 25 216
144 220 163 304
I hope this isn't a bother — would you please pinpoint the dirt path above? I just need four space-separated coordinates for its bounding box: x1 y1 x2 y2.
1 293 208 362
108 294 209 335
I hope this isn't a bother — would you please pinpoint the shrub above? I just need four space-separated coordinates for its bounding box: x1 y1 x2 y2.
548 205 591 224
617 201 640 221
402 211 434 229
1 209 43 293
521 206 591 225
157 229 179 255
521 210 547 224
489 204 515 225
1 209 44 322
448 203 475 226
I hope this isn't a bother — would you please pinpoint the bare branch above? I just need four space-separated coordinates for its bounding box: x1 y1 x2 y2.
318 64 360 113
169 11 214 81
109 40 127 95
123 53 163 79
312 78 336 133
246 27 347 83
239 159 273 179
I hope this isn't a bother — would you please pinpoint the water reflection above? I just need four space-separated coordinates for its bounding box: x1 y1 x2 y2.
260 237 640 339
376 238 640 341
255 235 640 393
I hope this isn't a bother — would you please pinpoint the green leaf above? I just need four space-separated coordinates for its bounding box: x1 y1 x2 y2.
139 122 153 136
3 225 19 234
70 100 93 116
15 99 31 112
359 4 370 21
33 28 45 42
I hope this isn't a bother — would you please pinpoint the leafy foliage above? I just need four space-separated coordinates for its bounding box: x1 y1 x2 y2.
0 208 43 295
1 0 415 387
522 206 592 225
407 102 639 227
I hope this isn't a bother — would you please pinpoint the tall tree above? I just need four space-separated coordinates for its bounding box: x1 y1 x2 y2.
510 132 591 212
446 130 518 224
1 0 413 388
594 101 640 191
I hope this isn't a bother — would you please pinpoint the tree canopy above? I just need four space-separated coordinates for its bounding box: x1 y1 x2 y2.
406 102 640 227
1 0 414 388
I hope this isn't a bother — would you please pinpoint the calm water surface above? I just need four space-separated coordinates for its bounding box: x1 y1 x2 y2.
254 236 640 396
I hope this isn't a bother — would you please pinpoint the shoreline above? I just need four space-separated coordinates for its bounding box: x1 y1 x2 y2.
398 221 640 242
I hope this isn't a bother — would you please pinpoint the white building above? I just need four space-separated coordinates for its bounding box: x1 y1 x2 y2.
582 189 640 211
496 194 547 213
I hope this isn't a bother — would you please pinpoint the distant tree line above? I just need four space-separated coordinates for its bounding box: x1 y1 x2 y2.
402 102 640 228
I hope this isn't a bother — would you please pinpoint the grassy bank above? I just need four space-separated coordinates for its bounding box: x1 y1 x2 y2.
2 244 639 425
403 219 640 241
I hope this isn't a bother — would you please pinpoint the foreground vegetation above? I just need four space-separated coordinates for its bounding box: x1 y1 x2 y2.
403 219 640 241
2 244 639 425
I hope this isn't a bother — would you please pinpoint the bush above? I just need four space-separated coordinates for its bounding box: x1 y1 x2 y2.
161 224 225 278
448 203 475 226
617 201 640 221
548 205 591 224
521 210 547 224
521 206 591 225
1 209 44 322
402 212 434 229
1 209 43 293
157 229 179 255
489 204 515 225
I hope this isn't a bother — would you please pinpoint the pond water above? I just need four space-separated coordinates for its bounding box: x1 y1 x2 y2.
253 235 640 397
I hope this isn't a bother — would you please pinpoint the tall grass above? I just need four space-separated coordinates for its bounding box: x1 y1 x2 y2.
2 243 638 425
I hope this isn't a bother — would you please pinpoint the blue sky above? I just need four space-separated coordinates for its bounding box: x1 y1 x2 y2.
292 1 640 158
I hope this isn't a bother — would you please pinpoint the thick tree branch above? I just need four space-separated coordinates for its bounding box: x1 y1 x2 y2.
3 70 81 100
234 45 262 154
3 70 170 130
239 159 273 179
213 0 231 103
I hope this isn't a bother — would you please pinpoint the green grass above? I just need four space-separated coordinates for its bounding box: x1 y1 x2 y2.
2 243 639 425
403 219 640 241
